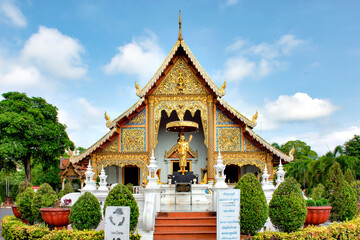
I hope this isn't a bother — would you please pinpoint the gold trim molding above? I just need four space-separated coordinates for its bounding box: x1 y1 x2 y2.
217 151 267 172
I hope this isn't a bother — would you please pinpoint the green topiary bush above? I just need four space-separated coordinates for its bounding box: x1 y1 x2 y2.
306 199 316 206
17 187 35 224
351 180 360 203
269 177 307 233
31 183 58 223
18 179 33 196
58 181 73 199
104 183 139 231
311 183 326 201
344 168 355 184
234 173 268 235
327 162 357 221
69 191 102 230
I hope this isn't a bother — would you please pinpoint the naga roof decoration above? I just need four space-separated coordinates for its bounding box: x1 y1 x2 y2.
245 126 294 162
136 39 225 98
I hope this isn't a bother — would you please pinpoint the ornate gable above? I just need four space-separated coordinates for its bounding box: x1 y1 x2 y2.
153 57 209 95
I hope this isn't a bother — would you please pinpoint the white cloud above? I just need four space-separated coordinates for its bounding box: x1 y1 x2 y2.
271 126 360 156
21 26 87 79
77 97 102 123
223 57 255 82
1 66 40 87
104 31 166 84
0 1 26 27
264 92 338 122
221 34 307 82
225 0 239 6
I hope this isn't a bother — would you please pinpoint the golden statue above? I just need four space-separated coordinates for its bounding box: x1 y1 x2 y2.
177 132 192 175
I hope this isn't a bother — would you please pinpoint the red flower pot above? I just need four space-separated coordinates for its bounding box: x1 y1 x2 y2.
304 206 332 227
11 205 22 219
40 207 71 230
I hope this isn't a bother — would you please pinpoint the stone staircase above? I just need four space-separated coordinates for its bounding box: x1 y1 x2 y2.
153 212 217 239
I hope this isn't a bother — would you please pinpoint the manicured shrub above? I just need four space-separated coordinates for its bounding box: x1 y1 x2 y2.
311 183 326 201
58 181 73 199
17 187 35 224
69 191 102 230
306 199 316 206
345 168 355 184
234 173 268 235
327 162 357 221
254 215 360 240
18 179 33 195
269 177 307 233
351 180 360 203
104 183 139 231
31 183 58 223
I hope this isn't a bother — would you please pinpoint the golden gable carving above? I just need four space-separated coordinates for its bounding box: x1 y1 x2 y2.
153 57 208 95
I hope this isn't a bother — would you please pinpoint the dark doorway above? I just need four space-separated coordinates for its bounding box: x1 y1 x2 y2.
123 166 139 186
172 161 191 174
225 164 240 184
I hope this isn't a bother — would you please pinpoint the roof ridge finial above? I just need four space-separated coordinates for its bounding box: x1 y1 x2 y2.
178 10 183 41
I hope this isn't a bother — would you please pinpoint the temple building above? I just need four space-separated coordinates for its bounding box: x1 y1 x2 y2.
68 14 293 188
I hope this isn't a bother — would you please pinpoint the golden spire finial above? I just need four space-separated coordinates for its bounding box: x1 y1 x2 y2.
178 10 183 41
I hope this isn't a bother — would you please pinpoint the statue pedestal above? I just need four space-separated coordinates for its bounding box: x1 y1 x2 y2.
169 172 198 184
160 184 211 205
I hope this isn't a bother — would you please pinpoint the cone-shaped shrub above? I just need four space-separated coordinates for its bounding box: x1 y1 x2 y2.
269 177 307 233
327 162 357 221
58 182 73 199
311 183 326 201
234 173 268 235
18 179 33 196
104 183 139 231
17 187 35 224
31 183 58 223
69 191 102 230
344 168 355 184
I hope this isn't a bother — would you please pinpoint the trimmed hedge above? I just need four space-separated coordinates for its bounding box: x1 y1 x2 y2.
255 215 360 240
1 215 142 240
69 191 102 230
234 173 268 235
104 183 139 231
269 177 307 233
31 183 58 223
17 187 35 224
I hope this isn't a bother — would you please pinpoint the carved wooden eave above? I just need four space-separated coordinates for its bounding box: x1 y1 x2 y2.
245 126 294 162
109 97 146 129
71 127 118 163
216 97 255 128
136 39 225 98
60 161 84 178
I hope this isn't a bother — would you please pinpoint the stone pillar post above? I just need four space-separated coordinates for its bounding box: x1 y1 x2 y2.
207 95 215 182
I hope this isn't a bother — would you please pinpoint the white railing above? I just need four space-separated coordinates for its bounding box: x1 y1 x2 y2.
133 186 143 194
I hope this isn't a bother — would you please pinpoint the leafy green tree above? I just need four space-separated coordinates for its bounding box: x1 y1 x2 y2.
234 173 268 235
344 135 360 158
280 140 318 160
0 92 74 182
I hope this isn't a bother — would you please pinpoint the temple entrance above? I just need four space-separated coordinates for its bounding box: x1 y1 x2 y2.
123 166 139 186
171 161 191 174
225 164 240 184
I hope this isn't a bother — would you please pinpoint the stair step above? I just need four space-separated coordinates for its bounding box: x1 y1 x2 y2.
158 211 216 217
154 223 216 232
153 231 216 240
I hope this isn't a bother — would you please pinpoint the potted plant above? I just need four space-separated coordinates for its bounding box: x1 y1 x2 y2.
40 198 72 230
304 199 332 227
12 179 33 220
16 187 35 224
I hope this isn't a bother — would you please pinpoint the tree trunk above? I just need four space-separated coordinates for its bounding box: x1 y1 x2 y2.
23 154 31 182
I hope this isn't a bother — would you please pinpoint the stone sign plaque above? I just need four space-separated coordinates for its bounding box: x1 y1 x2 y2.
217 189 240 240
105 206 130 240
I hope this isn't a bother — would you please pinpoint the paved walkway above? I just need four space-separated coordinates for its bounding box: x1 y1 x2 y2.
0 206 13 240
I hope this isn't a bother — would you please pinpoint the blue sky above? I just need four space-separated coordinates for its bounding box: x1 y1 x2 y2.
0 0 359 156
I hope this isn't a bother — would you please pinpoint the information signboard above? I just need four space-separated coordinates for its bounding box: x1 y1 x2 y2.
104 206 130 240
217 189 240 240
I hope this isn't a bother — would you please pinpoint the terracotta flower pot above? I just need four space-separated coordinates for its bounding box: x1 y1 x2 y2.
40 207 71 230
11 205 22 219
11 205 29 224
304 206 332 227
